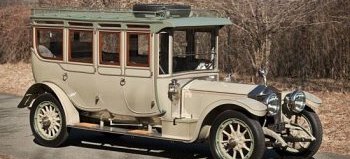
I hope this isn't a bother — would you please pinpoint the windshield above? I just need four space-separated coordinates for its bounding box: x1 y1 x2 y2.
158 28 217 75
172 29 216 73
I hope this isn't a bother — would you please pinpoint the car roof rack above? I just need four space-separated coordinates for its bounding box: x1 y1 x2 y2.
30 4 232 33
31 5 224 22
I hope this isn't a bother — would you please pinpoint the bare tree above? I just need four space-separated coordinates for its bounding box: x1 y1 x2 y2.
215 0 348 81
1 0 349 81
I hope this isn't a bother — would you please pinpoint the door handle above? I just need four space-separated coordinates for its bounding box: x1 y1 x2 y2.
62 73 68 81
120 78 126 86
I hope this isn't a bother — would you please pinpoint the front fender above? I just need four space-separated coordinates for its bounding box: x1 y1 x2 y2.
17 82 80 126
189 98 267 142
304 92 322 108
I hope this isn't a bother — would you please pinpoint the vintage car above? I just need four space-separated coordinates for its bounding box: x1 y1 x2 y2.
18 4 323 159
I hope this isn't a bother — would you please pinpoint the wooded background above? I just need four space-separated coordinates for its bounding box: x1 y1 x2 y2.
0 0 349 81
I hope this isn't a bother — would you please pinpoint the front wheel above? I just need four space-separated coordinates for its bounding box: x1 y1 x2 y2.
209 110 266 159
30 93 69 147
277 108 323 158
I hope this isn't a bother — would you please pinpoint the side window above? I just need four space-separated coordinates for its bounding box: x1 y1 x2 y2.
36 29 63 60
127 32 150 67
159 33 169 74
99 32 120 65
69 30 93 63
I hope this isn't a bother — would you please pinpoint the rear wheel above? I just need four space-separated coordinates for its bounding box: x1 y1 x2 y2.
30 93 69 147
209 110 265 159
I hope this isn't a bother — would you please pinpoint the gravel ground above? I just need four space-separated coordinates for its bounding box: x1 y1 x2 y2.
0 154 16 159
315 91 350 155
0 62 34 96
0 63 349 156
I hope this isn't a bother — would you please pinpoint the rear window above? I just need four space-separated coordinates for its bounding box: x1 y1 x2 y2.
36 29 63 60
69 30 93 63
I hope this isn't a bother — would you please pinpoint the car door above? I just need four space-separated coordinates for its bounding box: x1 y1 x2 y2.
122 31 160 116
62 28 100 111
95 30 128 114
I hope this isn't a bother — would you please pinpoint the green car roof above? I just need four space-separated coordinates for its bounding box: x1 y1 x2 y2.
31 8 232 32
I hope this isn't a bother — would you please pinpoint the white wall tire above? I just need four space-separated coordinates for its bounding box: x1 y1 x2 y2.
209 110 265 159
30 93 69 147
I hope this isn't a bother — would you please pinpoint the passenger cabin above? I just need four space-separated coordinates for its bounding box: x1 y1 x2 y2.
30 6 231 140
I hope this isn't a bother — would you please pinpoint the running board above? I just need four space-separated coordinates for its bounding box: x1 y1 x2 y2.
68 123 190 143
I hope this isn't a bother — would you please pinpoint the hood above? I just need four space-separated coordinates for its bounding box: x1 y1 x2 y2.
182 79 259 95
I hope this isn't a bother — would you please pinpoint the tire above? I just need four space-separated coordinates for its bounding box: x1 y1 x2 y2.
30 93 69 147
132 4 191 17
277 109 323 158
209 110 266 159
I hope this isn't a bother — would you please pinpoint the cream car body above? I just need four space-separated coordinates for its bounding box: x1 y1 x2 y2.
18 5 323 159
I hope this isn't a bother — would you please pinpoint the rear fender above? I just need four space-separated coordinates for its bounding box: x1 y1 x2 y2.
17 82 80 125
